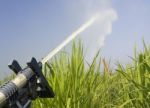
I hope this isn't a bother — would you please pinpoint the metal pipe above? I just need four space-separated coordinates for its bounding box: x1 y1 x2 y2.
0 92 6 107
0 68 34 107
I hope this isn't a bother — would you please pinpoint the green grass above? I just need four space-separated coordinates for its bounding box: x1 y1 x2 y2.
31 41 150 108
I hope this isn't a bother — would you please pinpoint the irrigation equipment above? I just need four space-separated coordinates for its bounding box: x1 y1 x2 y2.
0 16 97 108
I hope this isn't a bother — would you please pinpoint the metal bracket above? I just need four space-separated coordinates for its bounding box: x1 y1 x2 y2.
8 60 22 74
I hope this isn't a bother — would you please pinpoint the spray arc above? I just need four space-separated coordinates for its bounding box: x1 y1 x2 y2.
42 15 98 64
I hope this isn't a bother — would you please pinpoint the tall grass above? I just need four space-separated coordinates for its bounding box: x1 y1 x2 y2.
32 41 150 108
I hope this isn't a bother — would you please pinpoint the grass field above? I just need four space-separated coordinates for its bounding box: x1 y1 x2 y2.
32 41 149 107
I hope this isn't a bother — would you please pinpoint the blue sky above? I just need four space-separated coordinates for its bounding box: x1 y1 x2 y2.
0 0 150 77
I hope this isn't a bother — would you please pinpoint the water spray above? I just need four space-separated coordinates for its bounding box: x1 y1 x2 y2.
41 15 98 64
